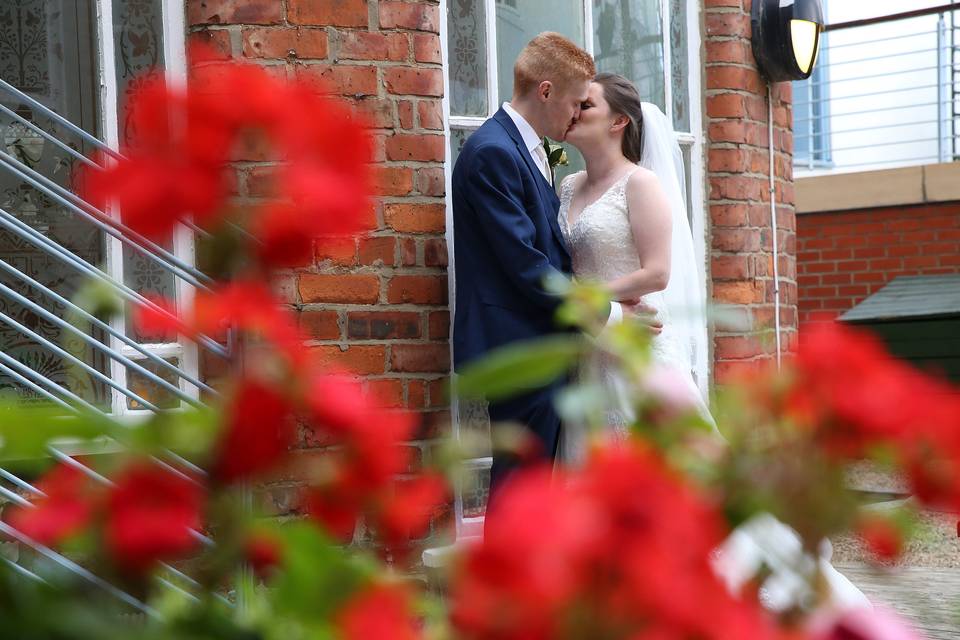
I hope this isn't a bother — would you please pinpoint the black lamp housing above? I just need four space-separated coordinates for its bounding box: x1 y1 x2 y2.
752 0 825 82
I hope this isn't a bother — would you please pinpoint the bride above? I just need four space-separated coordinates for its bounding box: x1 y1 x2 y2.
558 72 870 614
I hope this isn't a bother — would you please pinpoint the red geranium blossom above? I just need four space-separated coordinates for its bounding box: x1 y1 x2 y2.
105 461 204 574
451 441 776 640
245 530 283 580
302 374 447 551
211 377 296 484
4 463 97 547
336 583 422 640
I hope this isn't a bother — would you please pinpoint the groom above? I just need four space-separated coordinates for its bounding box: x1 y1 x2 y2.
451 33 633 498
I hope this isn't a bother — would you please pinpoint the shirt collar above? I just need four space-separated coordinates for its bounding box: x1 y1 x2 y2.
502 102 543 153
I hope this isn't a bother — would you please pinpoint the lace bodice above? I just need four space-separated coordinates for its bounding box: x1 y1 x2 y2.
558 170 669 320
559 170 642 284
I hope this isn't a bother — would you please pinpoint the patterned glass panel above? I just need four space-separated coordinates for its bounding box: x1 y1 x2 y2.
113 0 165 145
462 461 491 519
450 127 472 166
448 0 488 117
457 398 491 517
0 0 108 406
495 0 585 103
113 0 176 342
592 0 666 111
670 0 690 131
126 357 182 410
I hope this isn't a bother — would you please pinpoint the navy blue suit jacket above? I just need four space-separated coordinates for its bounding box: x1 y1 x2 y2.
451 109 573 370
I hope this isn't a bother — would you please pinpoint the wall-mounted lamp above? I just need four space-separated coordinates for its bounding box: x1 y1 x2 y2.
751 0 825 82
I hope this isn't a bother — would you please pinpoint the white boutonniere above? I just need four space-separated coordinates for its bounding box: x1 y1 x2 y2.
543 137 569 182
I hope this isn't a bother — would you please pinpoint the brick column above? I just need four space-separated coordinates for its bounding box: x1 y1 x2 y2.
186 0 450 481
704 0 797 382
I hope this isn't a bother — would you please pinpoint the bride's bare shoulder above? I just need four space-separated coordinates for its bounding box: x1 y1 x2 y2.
626 166 658 186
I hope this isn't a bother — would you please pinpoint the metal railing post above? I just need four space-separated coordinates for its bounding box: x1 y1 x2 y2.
938 13 950 162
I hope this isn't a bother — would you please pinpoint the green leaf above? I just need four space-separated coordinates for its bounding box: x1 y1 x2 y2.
0 402 117 462
455 336 585 401
269 522 375 623
548 147 565 165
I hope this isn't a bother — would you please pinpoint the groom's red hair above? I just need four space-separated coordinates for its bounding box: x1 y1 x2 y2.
514 32 595 97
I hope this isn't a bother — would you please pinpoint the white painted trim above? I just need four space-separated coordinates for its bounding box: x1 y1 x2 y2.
94 0 197 413
583 0 594 55
96 0 127 416
485 0 499 114
686 0 710 395
662 0 674 126
450 116 488 128
161 0 200 403
439 0 469 540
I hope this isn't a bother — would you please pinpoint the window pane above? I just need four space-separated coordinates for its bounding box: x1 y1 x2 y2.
113 0 165 145
126 357 182 410
450 127 473 166
669 0 689 131
592 0 665 111
0 0 109 407
448 0 489 117
113 0 176 337
495 0 585 103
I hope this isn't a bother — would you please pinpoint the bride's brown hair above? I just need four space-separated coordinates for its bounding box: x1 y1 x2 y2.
594 73 645 163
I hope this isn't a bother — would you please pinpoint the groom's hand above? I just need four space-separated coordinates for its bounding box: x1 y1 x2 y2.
621 299 663 336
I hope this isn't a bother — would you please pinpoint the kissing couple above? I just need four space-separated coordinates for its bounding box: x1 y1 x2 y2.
451 31 870 614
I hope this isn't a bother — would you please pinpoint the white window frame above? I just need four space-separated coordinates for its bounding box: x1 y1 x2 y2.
96 0 199 417
440 0 707 538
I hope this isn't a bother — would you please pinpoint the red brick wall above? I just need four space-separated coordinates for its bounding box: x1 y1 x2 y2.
186 1 450 513
797 202 960 324
704 0 797 382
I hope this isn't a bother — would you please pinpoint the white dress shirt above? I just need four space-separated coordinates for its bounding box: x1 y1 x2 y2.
499 101 623 327
502 102 552 184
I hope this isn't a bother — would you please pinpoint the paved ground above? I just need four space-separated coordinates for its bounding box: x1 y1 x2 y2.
837 564 960 639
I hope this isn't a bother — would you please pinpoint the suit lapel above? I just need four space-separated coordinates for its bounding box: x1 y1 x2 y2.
492 109 570 260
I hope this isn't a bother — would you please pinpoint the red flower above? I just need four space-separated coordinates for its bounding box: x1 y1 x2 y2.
451 442 776 640
856 514 903 562
336 583 422 640
4 463 97 547
211 378 296 484
105 462 204 574
193 281 310 374
303 479 361 543
786 323 960 459
245 530 283 580
375 473 448 550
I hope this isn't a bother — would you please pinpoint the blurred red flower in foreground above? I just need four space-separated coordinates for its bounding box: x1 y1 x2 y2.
211 377 296 484
105 461 204 574
302 374 447 552
4 463 97 547
78 58 372 268
336 583 422 640
451 441 776 640
784 323 960 511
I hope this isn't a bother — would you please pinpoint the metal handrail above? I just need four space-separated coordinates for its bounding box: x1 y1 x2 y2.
0 258 216 396
0 206 228 359
825 3 960 32
0 150 213 289
0 79 122 161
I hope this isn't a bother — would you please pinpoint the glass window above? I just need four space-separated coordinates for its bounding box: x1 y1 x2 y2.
495 0 585 103
592 0 665 111
669 0 689 131
448 0 489 117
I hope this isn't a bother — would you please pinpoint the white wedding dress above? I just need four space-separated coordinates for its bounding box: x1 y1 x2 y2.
557 103 870 615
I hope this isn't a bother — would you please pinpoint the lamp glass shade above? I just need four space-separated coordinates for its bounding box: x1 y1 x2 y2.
790 19 819 74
